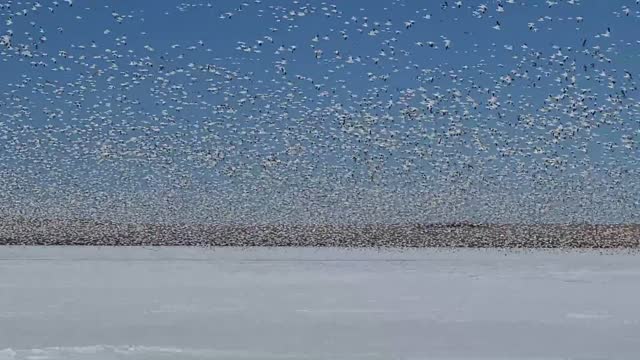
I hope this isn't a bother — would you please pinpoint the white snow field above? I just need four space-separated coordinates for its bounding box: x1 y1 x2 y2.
1 246 640 359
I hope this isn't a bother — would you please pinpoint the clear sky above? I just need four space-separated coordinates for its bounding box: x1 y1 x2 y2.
1 0 639 223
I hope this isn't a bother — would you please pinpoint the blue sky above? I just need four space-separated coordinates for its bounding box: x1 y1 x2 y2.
1 0 639 223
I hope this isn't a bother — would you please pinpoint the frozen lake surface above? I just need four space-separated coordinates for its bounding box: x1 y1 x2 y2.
1 246 640 359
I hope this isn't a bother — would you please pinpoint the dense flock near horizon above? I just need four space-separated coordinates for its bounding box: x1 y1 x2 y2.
0 0 639 231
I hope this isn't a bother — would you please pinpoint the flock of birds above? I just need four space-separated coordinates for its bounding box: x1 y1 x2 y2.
0 0 639 244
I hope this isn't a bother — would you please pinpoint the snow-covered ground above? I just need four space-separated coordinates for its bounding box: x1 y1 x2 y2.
1 246 639 359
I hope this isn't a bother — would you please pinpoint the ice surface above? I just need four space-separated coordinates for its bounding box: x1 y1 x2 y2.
1 246 639 359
